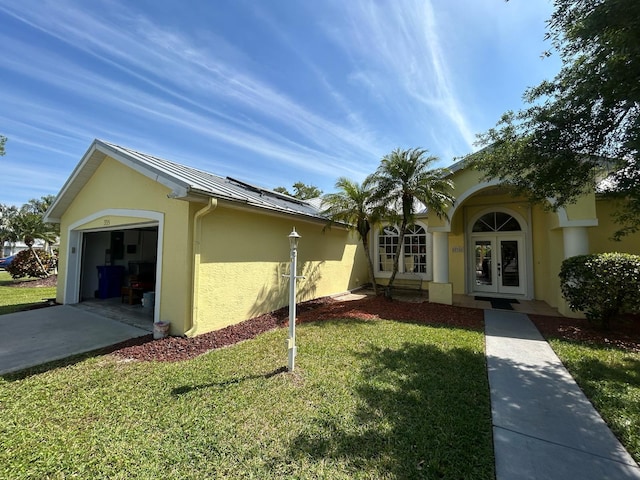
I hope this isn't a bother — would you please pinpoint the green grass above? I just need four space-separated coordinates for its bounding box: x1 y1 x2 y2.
0 270 57 315
0 319 494 479
548 339 640 463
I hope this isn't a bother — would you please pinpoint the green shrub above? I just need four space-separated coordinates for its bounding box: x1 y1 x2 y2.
560 253 640 327
5 249 56 279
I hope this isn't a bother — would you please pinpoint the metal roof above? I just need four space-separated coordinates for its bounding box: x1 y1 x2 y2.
45 139 326 223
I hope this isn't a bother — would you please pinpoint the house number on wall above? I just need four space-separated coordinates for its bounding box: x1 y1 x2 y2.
104 219 111 226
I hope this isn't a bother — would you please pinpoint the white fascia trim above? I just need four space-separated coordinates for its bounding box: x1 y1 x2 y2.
556 207 599 228
95 141 190 196
44 143 101 223
428 178 504 233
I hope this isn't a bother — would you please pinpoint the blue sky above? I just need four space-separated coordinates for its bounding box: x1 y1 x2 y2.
0 0 561 207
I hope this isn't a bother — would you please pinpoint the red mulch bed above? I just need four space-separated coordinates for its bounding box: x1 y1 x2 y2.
110 296 484 363
530 313 640 352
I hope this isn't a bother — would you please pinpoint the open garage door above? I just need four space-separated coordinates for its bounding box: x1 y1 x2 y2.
78 226 159 326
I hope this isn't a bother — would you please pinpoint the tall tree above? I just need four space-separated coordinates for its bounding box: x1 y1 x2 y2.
274 182 323 200
367 148 454 294
20 195 60 250
474 0 640 238
10 197 59 276
321 177 382 294
0 204 19 257
0 135 6 157
10 212 57 276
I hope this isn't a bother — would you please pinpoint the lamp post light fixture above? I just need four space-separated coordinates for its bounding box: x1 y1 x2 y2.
286 227 302 372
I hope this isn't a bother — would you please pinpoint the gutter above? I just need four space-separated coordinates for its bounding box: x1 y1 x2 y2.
185 197 218 337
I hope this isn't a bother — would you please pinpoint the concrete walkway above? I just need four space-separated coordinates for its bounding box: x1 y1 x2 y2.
485 309 640 479
0 305 149 376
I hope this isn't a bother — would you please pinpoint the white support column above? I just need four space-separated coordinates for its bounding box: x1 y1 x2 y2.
430 231 452 305
562 226 590 259
559 226 591 318
432 231 449 283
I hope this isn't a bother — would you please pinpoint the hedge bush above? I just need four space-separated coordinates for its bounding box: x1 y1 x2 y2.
560 253 640 327
5 249 56 280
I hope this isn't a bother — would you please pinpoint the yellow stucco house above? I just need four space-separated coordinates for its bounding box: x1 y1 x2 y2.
45 139 368 336
371 158 640 316
46 139 638 336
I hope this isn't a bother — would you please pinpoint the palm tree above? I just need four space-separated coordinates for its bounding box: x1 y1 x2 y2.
10 212 58 276
20 196 59 254
321 177 383 294
367 148 455 294
0 204 19 257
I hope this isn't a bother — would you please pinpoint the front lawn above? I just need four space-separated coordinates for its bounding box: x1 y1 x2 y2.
548 339 640 463
0 319 494 479
0 270 57 315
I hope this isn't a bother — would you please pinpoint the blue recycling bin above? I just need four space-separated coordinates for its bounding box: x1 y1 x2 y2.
97 265 125 299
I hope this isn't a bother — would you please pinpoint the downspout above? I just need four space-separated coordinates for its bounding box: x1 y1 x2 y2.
186 198 217 337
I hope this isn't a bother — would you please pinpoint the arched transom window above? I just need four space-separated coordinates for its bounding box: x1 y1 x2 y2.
472 212 521 232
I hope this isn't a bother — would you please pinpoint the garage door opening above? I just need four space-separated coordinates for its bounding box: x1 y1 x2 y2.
78 226 158 329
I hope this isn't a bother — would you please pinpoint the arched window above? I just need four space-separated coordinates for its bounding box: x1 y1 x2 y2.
403 224 427 273
472 212 521 232
378 226 399 272
377 224 430 275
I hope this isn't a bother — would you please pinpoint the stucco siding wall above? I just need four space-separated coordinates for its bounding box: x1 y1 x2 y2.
531 204 564 307
589 199 640 255
57 156 193 334
192 206 367 335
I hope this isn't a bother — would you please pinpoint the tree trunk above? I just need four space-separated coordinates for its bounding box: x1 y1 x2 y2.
386 220 408 297
30 247 49 277
361 236 378 295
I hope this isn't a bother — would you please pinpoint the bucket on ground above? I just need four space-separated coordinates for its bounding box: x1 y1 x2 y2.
153 321 170 340
142 291 155 313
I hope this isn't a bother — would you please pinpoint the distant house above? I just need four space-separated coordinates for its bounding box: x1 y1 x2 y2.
44 139 368 336
46 140 640 336
2 240 56 258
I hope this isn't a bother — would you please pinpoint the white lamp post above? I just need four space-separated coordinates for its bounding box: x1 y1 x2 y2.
287 227 301 372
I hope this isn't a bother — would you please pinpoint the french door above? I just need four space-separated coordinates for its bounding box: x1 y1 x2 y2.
473 235 525 296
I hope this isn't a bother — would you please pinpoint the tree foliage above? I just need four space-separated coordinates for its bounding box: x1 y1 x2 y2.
0 134 6 157
274 182 323 200
367 148 454 293
0 204 19 256
474 0 640 238
6 249 56 279
321 177 382 294
0 196 59 275
560 253 640 327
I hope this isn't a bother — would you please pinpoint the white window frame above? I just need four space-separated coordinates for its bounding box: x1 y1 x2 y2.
374 222 432 280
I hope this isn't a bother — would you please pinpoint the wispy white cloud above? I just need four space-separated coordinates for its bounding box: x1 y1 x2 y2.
319 0 477 152
0 1 380 181
0 0 558 208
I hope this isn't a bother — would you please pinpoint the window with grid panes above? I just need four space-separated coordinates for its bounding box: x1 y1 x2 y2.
403 224 427 273
378 226 399 272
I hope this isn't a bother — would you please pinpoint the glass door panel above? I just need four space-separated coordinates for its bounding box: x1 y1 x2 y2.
474 239 496 293
500 240 519 287
497 237 525 295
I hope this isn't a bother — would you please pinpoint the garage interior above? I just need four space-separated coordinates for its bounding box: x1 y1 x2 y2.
78 226 158 330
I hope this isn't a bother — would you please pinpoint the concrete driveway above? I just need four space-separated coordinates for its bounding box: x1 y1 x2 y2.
0 305 150 376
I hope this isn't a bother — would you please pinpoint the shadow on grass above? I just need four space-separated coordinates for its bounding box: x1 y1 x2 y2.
171 366 288 396
286 342 494 479
555 350 640 461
